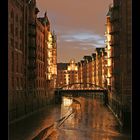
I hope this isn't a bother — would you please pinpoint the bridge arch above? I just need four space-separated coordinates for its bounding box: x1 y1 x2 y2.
58 82 106 90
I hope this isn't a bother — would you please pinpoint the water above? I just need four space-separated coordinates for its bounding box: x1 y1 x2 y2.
9 94 131 140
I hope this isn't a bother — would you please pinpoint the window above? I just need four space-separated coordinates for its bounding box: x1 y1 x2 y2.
20 30 22 39
21 78 23 89
20 43 22 51
11 52 14 72
21 62 23 73
15 27 18 37
15 41 18 49
16 53 18 72
11 38 14 48
12 77 14 88
17 77 19 89
20 18 22 26
16 15 18 23
10 23 14 35
11 10 14 18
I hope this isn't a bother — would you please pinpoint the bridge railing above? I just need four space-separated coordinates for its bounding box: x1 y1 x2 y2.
62 87 105 90
57 83 107 90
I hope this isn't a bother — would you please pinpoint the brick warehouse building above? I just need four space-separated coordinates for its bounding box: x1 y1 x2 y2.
8 0 57 123
56 59 78 89
77 48 107 89
8 0 29 122
105 0 132 128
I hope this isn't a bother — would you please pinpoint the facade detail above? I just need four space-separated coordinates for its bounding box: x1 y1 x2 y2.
8 0 57 123
8 0 29 122
56 59 78 88
105 0 132 128
57 49 107 90
8 0 131 131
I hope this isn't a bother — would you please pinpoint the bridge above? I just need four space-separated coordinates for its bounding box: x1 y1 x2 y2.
57 82 106 90
54 82 108 105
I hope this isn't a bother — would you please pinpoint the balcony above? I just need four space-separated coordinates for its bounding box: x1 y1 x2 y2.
29 55 36 59
109 30 119 35
29 22 36 27
109 40 120 47
28 30 36 37
28 64 36 69
110 55 120 59
29 52 36 59
29 45 36 49
112 5 119 10
110 17 119 23
28 61 36 69
28 72 37 79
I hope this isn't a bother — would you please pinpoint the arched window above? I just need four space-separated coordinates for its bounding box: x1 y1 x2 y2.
11 9 14 18
16 14 18 22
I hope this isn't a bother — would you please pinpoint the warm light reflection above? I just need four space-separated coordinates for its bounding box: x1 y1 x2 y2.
48 73 51 80
108 59 111 66
48 51 52 57
106 17 112 88
68 64 78 71
107 70 111 77
63 97 73 107
65 73 69 85
107 51 111 58
48 32 53 49
67 59 78 71
48 32 52 41
107 34 111 41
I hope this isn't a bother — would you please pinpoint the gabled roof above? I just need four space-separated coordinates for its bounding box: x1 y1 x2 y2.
37 12 50 26
106 4 113 17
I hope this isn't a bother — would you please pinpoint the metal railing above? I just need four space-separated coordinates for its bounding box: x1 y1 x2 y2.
112 93 131 111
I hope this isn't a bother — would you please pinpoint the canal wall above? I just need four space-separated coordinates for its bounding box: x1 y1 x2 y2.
107 92 131 130
9 90 56 124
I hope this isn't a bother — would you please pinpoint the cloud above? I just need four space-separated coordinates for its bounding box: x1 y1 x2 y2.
60 31 105 50
36 0 112 62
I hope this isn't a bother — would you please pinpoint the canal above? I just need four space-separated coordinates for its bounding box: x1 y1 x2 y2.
9 93 131 140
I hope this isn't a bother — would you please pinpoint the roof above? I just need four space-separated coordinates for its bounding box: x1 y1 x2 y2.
37 12 50 26
106 9 112 17
83 55 92 60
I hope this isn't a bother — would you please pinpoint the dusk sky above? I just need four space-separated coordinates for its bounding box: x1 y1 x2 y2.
36 0 112 63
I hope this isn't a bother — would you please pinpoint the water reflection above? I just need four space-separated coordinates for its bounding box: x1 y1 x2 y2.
9 93 131 140
63 97 73 107
50 95 131 140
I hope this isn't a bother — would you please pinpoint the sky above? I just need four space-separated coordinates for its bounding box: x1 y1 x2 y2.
36 0 112 63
